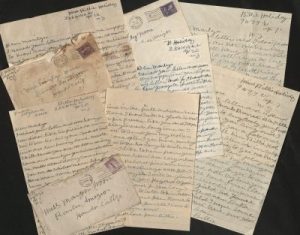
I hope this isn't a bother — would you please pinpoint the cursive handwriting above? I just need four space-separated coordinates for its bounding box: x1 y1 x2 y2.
125 0 190 43
0 0 140 90
181 3 291 85
11 95 112 191
29 156 139 235
106 89 199 230
191 67 299 234
133 36 223 157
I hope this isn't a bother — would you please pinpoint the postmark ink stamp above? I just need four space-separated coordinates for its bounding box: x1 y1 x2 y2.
145 8 163 22
79 174 93 187
53 54 68 67
77 42 95 58
128 16 143 30
105 156 122 174
160 1 177 17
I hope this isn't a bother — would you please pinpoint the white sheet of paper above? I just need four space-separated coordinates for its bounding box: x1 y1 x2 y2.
132 35 223 157
29 156 140 235
125 0 190 43
0 0 141 89
180 3 292 85
1 33 111 109
105 88 200 231
192 66 299 235
9 93 125 234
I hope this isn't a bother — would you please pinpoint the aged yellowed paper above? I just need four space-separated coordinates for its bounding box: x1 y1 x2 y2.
125 0 190 43
106 88 200 231
1 33 111 109
192 66 299 235
132 35 223 157
180 3 292 85
29 156 140 235
0 0 141 89
9 93 125 234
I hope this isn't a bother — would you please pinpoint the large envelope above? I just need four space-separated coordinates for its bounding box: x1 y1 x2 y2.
1 33 112 109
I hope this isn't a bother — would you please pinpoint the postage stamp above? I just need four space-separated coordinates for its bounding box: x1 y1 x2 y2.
79 174 93 187
105 156 122 174
76 42 95 58
160 1 177 17
128 16 143 30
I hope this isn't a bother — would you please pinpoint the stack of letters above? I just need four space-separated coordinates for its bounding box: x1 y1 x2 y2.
0 0 298 234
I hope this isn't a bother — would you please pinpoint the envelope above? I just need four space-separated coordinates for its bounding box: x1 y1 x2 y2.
1 33 112 108
28 155 140 235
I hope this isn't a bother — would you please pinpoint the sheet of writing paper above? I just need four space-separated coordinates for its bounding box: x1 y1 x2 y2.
105 88 200 231
1 33 111 109
29 156 140 235
125 0 190 43
132 35 223 158
0 0 141 89
180 3 292 85
73 215 125 235
9 93 125 234
192 66 299 235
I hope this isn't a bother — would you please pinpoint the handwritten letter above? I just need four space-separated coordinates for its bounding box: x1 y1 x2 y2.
29 156 140 235
180 3 292 85
125 0 190 43
0 0 141 89
132 35 223 157
9 93 125 234
192 66 299 234
1 33 111 109
106 88 200 230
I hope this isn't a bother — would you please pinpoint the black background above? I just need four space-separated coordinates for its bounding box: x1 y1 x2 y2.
0 0 299 235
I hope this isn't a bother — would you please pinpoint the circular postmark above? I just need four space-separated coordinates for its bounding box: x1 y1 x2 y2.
79 174 93 187
53 54 68 67
128 16 143 30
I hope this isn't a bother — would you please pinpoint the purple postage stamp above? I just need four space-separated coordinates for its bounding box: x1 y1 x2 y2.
105 156 122 174
77 42 95 58
160 1 177 17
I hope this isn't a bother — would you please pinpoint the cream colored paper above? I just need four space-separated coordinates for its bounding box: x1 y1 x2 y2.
180 3 292 85
125 0 190 43
9 93 125 234
0 0 141 89
192 66 299 235
105 88 200 231
1 33 111 109
132 35 223 157
29 156 140 235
